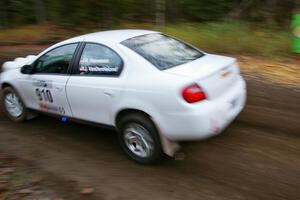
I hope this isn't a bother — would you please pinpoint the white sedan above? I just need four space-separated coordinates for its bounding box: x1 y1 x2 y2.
0 30 246 164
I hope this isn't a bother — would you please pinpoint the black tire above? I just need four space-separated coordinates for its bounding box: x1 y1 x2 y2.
117 113 163 164
1 86 28 122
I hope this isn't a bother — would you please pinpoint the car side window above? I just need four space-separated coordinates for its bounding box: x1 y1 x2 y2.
78 43 122 76
33 43 78 74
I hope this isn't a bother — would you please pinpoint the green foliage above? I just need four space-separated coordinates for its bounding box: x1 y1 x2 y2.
162 22 291 57
0 24 73 44
177 0 234 21
0 22 292 58
0 0 295 57
0 0 298 28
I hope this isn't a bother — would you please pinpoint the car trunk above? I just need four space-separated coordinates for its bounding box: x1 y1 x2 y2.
165 54 240 99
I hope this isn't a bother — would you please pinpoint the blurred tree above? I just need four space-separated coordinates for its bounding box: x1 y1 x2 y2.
264 0 276 24
156 0 165 27
295 0 300 12
276 0 295 26
0 0 8 29
0 0 298 28
4 0 35 26
229 0 252 19
166 0 180 23
179 0 233 21
229 0 295 26
33 0 46 23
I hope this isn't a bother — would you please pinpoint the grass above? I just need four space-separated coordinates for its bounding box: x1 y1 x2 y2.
0 21 293 58
0 24 73 45
160 22 292 58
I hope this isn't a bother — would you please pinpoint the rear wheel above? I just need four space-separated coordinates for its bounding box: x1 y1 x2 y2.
1 86 27 122
117 113 163 164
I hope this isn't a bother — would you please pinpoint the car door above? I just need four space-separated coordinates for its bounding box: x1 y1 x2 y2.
66 42 125 125
18 43 79 116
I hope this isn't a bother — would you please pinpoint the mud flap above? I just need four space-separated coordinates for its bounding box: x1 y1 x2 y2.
159 132 181 157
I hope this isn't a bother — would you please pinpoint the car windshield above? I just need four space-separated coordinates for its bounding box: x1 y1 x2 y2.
121 33 204 70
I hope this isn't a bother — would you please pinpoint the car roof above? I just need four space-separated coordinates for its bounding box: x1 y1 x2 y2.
63 29 158 45
37 29 159 58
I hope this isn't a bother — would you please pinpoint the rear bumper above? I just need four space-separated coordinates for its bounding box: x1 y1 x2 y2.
158 76 246 141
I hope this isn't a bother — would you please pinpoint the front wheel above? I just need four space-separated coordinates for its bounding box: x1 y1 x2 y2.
117 114 163 164
1 86 28 122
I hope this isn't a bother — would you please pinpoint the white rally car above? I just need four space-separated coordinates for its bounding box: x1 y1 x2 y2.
0 30 246 164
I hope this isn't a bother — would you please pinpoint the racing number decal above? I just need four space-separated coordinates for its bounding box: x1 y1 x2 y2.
33 80 54 103
35 88 66 115
35 88 53 103
33 80 66 115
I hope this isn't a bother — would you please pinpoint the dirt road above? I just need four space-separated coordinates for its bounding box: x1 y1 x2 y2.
0 49 299 200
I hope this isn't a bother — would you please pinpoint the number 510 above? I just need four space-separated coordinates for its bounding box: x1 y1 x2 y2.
35 88 53 103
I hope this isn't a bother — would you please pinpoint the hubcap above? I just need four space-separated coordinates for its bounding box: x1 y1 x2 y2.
124 123 154 158
4 92 23 118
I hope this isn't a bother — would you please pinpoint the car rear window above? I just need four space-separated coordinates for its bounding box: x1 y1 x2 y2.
121 33 204 70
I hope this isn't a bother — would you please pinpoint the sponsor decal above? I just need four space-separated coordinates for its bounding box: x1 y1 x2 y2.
39 103 48 110
79 65 118 73
61 116 68 123
33 80 53 88
39 103 65 115
80 58 110 64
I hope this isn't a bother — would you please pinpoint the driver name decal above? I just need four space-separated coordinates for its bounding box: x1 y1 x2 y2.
33 80 53 88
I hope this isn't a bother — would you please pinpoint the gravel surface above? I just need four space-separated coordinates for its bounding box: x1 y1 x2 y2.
0 47 299 200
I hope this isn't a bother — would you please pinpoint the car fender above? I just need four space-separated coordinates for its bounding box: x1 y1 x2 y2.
0 68 21 88
113 100 181 156
2 55 37 72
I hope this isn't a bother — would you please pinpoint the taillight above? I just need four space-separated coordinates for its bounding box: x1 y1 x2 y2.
182 83 206 103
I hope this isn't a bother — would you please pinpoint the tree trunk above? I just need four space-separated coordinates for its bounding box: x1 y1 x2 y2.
167 0 179 23
156 0 165 28
100 0 113 28
264 0 277 24
295 0 300 13
0 0 8 29
33 0 46 23
229 0 253 19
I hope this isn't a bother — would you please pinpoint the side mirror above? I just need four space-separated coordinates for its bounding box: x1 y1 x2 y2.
21 64 33 74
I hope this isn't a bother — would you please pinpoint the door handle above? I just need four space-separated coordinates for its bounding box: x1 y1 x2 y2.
54 86 63 92
104 90 114 97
